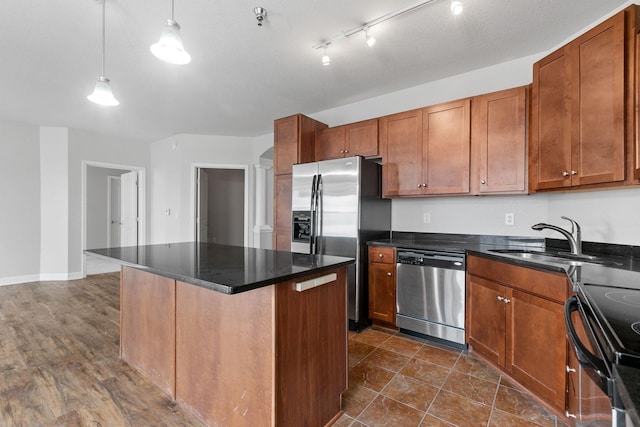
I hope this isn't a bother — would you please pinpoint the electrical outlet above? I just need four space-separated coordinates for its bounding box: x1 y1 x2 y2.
423 213 431 224
505 213 515 226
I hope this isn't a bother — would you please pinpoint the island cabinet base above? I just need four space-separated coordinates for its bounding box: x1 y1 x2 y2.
120 266 348 427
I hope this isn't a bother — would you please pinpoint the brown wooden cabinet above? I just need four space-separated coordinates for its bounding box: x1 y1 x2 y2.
531 11 626 191
466 255 571 413
273 114 327 250
380 99 471 197
471 86 528 194
367 246 396 326
315 119 378 161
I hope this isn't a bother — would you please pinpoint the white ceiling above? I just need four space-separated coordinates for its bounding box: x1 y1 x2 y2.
0 0 629 141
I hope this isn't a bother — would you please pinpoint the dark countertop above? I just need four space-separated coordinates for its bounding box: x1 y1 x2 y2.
369 232 640 421
85 242 354 295
615 365 640 426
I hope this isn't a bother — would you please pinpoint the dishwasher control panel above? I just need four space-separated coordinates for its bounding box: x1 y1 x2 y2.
397 249 465 270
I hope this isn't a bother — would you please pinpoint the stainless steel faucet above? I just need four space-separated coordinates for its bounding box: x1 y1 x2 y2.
531 216 582 255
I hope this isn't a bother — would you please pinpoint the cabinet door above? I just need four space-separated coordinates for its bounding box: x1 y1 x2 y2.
473 87 527 194
346 119 378 158
570 12 625 186
423 99 471 194
315 126 346 161
531 47 572 190
273 174 291 250
506 288 567 411
274 115 299 175
466 274 505 367
380 109 424 197
368 262 396 325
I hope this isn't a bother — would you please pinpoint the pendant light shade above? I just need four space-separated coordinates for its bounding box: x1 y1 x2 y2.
87 76 120 106
87 0 119 107
151 0 191 65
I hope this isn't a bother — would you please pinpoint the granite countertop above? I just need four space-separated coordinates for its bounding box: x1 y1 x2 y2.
85 242 354 295
369 232 640 424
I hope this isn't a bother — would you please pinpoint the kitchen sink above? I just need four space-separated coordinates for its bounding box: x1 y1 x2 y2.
488 249 622 267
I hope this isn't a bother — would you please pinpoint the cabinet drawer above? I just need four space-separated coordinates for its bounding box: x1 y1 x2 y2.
368 246 396 264
467 255 570 303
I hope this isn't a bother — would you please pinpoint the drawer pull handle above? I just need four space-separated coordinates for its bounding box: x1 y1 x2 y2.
296 273 337 292
378 253 384 258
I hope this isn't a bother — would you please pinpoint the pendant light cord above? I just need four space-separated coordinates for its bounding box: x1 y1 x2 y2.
170 0 175 20
101 0 106 77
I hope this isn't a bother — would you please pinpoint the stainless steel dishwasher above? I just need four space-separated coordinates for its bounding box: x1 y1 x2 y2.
396 249 466 345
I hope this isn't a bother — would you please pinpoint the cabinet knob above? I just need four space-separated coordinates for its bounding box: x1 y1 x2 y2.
497 296 504 302
503 298 511 304
566 365 576 373
378 253 383 258
481 180 486 184
565 411 577 419
387 272 392 277
417 184 422 188
344 150 349 154
571 170 578 175
562 171 570 177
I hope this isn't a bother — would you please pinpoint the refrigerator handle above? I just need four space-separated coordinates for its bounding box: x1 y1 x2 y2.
316 174 323 255
310 174 318 254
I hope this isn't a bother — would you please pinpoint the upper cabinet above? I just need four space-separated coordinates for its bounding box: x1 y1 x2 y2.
380 99 471 197
315 119 378 161
530 11 626 191
471 86 528 194
274 114 326 176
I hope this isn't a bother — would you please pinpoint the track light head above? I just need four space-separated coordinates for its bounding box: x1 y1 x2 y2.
322 45 331 66
364 27 376 47
254 7 267 26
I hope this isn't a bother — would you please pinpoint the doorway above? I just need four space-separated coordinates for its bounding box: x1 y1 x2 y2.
195 166 247 246
83 162 146 276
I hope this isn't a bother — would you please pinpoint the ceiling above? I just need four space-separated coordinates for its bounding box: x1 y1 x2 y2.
0 0 629 142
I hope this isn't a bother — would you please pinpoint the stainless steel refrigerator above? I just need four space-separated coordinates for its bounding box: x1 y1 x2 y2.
291 156 391 331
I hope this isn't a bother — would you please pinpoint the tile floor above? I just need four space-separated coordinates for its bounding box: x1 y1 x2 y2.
336 327 569 427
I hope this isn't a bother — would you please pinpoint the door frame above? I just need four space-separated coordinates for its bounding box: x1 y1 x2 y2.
81 161 146 278
191 163 249 247
106 175 121 248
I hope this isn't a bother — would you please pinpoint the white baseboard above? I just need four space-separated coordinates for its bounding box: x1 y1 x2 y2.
0 272 84 286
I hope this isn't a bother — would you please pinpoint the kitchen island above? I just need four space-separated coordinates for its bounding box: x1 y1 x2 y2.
86 242 354 427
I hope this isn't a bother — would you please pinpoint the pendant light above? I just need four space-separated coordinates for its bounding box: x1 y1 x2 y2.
87 0 119 106
150 0 191 65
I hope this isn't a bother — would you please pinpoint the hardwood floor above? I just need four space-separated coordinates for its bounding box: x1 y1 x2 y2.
0 273 206 427
0 273 565 426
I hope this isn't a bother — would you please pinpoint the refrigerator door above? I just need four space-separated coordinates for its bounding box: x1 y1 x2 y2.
317 157 360 239
291 162 318 254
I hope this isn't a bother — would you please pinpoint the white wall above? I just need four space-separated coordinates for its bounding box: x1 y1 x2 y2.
0 120 40 284
40 127 69 280
149 134 272 245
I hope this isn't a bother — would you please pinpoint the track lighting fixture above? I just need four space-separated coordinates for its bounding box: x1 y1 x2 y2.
451 0 463 15
150 0 191 65
312 0 464 64
322 45 331 66
87 0 119 107
364 27 376 47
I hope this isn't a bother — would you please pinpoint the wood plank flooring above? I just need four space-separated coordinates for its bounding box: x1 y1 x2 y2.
0 273 206 427
0 273 564 426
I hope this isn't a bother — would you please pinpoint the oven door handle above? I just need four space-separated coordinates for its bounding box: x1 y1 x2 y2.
564 296 612 394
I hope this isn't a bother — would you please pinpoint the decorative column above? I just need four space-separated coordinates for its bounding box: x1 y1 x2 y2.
253 163 273 248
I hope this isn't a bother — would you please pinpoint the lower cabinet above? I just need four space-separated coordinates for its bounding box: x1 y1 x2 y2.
466 255 571 414
368 246 396 326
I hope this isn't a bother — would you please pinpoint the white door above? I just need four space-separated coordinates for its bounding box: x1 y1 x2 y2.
197 168 209 242
108 176 121 247
120 171 138 247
